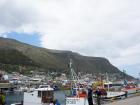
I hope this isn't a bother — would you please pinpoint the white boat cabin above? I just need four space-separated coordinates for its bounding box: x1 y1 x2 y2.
24 85 54 105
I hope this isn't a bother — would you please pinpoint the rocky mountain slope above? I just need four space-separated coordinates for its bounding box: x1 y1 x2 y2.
0 37 131 79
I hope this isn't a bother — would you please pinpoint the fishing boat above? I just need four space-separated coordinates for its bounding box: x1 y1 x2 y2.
65 59 92 105
36 85 53 96
121 83 140 94
23 84 54 105
121 70 140 94
92 83 125 99
93 73 126 99
103 81 125 99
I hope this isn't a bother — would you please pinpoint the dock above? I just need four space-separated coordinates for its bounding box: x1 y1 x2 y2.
105 96 140 105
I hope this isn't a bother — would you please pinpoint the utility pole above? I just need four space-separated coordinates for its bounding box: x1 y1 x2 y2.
123 70 127 85
123 70 126 80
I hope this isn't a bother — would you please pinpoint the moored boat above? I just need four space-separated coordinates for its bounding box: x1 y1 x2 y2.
121 70 140 94
66 59 95 105
24 84 54 105
93 76 126 99
121 84 140 94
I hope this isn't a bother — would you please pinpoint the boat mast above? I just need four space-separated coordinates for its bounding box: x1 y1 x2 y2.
70 59 78 81
106 72 110 91
69 59 79 95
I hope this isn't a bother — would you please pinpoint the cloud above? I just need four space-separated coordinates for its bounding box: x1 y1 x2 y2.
0 0 140 76
0 33 7 38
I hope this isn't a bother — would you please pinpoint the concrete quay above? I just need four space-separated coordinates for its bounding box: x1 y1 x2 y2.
105 96 140 105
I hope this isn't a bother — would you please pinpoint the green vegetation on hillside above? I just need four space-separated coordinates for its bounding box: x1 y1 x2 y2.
0 37 133 79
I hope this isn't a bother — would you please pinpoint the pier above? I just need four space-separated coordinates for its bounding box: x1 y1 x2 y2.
105 96 140 105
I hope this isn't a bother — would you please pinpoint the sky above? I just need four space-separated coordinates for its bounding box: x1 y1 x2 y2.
0 0 140 78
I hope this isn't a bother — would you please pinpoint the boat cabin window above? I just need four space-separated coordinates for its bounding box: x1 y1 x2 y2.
41 91 54 103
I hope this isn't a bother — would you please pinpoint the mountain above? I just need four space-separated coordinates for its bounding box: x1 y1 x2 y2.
0 37 132 79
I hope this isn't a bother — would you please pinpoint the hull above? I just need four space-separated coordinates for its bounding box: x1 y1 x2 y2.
106 91 125 98
122 88 139 94
66 97 89 105
93 91 125 99
24 91 42 105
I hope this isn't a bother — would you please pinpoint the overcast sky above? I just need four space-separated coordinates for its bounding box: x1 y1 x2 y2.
0 0 140 78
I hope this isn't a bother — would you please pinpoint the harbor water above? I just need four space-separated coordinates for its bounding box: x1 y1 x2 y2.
6 92 24 105
54 91 66 105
